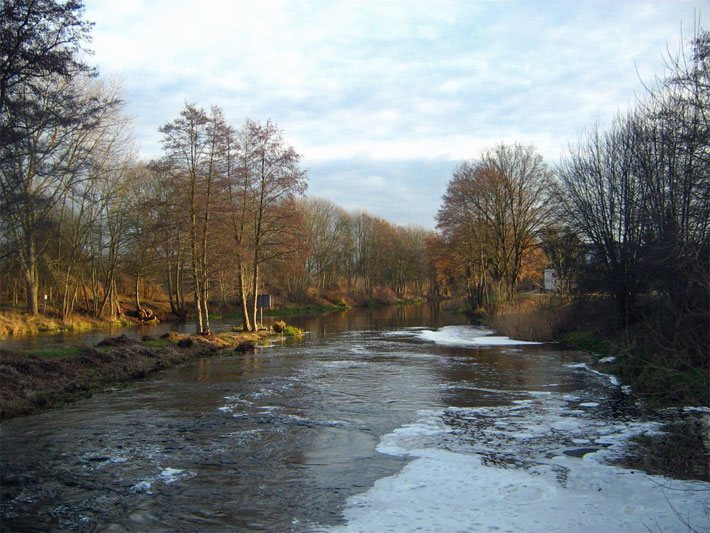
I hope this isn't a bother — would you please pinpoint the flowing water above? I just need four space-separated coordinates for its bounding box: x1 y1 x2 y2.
1 305 708 532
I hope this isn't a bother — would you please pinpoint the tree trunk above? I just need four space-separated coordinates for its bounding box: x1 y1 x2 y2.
61 267 72 319
237 257 252 332
25 267 39 315
135 275 142 311
250 263 259 331
200 278 211 336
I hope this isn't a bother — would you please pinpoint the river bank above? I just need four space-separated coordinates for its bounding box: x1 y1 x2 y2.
2 307 707 532
0 300 367 339
0 309 138 338
483 294 709 483
483 294 709 406
0 330 281 421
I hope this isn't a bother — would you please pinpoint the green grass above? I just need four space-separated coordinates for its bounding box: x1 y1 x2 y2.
22 347 82 358
142 338 171 348
282 325 305 337
266 304 350 316
209 312 243 320
562 330 615 355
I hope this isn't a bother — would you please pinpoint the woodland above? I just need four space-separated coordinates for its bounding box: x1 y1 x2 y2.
1 1 708 401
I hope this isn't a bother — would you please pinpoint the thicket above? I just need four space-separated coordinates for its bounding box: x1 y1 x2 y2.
436 27 708 405
0 1 436 336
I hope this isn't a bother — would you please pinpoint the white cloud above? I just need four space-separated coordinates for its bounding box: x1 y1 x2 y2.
83 0 706 225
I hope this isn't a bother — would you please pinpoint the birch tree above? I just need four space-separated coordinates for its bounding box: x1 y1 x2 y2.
159 103 228 335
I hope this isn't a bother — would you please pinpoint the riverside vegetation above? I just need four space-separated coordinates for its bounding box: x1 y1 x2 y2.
485 294 709 483
0 0 707 481
0 324 304 421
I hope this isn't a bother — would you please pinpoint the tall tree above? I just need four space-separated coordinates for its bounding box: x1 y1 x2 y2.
438 143 552 303
241 119 307 331
559 116 648 326
0 0 94 118
0 0 120 315
1 77 121 314
159 103 227 335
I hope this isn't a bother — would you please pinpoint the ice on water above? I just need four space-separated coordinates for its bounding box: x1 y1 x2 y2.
334 390 710 532
417 325 542 346
345 324 705 533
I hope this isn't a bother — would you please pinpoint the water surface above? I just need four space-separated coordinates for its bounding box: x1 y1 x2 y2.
1 305 706 531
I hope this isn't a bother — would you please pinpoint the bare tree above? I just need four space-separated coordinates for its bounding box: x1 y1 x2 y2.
558 116 648 325
438 143 552 303
159 103 227 335
242 119 307 330
0 75 122 314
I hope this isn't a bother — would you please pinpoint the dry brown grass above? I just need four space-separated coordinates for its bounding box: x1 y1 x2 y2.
486 294 573 342
0 310 135 338
0 312 61 336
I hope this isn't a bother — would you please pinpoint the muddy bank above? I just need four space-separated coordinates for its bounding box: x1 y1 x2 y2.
0 331 272 421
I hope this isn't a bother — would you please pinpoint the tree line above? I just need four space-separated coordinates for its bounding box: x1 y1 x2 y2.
435 27 708 365
1 0 707 367
0 0 436 335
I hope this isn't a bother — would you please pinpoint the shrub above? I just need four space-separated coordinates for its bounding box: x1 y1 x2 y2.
282 325 304 337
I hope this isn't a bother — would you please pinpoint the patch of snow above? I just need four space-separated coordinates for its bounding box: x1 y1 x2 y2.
331 392 710 533
567 363 623 388
580 402 600 408
684 406 710 413
158 467 187 484
417 325 542 347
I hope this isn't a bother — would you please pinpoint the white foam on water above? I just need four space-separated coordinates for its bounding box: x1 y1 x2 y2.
598 356 617 363
331 393 710 532
129 480 152 494
347 345 369 355
417 325 542 347
129 467 195 495
382 327 428 337
158 467 189 485
321 360 371 369
566 362 623 388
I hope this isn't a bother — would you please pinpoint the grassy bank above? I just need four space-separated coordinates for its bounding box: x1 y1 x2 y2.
0 328 290 421
484 293 709 482
0 310 137 338
484 294 709 406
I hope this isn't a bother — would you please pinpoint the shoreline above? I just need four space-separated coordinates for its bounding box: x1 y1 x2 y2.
0 300 418 339
0 330 280 421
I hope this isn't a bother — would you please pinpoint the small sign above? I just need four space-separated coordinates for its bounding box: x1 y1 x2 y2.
257 294 272 308
544 269 559 291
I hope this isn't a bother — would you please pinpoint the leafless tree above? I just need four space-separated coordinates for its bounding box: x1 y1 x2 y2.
438 143 553 303
159 103 228 335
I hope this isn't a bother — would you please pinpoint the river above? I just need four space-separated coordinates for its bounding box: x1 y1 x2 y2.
1 305 708 532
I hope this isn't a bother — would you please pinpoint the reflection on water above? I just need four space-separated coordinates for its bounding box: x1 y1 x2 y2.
0 303 452 351
0 304 613 531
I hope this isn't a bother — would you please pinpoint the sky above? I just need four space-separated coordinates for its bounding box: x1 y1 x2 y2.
83 0 705 227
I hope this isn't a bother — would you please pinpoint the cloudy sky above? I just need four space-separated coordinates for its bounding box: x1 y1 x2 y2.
83 0 704 227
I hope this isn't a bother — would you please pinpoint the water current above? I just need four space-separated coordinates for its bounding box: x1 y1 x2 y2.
1 305 708 532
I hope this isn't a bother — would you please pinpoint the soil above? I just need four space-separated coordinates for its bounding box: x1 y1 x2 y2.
0 331 271 421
